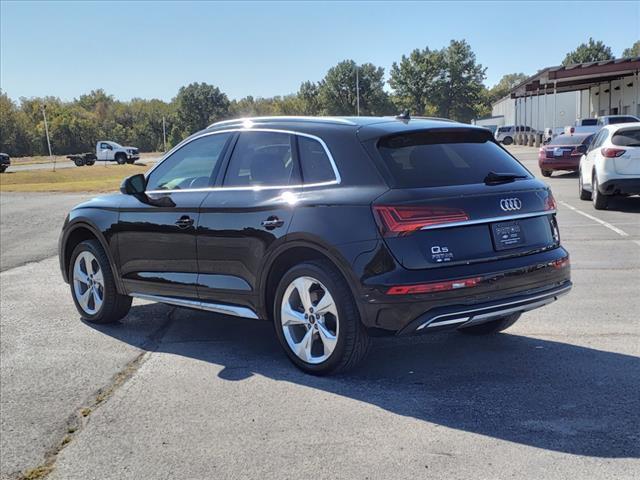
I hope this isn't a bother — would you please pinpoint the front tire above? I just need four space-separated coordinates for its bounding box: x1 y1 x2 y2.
457 313 521 335
502 136 513 145
592 173 608 210
69 240 131 323
541 169 552 177
115 154 126 165
273 260 370 375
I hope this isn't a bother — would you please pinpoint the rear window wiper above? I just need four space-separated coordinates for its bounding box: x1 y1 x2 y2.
484 171 529 185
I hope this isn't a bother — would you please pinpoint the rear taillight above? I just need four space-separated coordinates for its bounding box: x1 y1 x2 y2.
601 148 626 158
373 205 469 237
386 276 482 295
544 192 557 211
538 147 545 159
553 257 570 269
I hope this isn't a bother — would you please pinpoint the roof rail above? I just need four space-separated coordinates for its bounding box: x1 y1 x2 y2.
207 116 357 129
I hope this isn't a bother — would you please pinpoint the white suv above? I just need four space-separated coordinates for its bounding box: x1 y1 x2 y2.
578 123 640 209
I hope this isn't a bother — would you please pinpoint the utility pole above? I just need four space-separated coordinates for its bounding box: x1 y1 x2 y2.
355 65 360 116
42 104 55 172
162 116 167 152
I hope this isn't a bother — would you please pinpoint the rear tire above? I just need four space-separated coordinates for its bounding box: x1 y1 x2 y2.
74 158 85 167
503 136 513 145
579 169 591 200
541 169 552 177
273 259 370 375
69 239 131 324
457 313 521 335
115 153 126 165
0 165 6 173
592 173 608 210
86 160 95 166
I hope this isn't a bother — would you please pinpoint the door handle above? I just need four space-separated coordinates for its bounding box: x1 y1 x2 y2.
175 215 194 229
261 216 285 230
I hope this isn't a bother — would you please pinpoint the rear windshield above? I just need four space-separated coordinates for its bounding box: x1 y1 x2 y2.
580 119 597 126
377 129 531 188
607 116 639 125
612 128 640 147
548 135 591 146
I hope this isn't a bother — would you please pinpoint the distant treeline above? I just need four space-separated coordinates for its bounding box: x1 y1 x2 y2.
2 37 634 157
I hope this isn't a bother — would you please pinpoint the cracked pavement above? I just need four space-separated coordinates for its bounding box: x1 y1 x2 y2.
1 147 639 479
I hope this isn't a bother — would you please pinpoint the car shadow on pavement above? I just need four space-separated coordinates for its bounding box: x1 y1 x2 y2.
88 304 640 459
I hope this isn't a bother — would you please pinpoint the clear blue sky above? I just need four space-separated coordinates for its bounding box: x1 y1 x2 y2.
1 0 638 102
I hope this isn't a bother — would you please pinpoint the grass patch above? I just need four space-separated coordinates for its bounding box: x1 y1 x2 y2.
0 164 149 193
10 151 162 166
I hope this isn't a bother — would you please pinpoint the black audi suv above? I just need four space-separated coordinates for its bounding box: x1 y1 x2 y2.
59 116 571 374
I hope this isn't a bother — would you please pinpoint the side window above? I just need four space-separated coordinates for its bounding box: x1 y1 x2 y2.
588 131 603 151
223 131 296 187
593 130 609 149
100 143 111 150
146 133 231 191
298 136 336 184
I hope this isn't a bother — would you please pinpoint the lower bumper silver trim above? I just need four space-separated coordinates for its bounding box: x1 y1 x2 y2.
131 293 259 320
417 284 572 331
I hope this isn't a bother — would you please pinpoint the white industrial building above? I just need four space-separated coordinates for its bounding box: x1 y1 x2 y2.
475 57 640 133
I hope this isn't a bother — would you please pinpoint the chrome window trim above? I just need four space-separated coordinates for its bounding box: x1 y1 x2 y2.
131 292 259 319
419 210 556 231
144 128 341 194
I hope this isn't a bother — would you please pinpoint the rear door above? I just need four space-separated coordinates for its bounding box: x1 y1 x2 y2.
611 126 640 175
117 132 232 297
197 130 300 306
371 128 558 269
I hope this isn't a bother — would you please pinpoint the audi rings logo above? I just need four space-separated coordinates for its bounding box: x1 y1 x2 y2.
500 198 522 211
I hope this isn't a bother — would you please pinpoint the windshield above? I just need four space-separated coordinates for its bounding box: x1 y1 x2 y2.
377 129 531 188
548 135 592 146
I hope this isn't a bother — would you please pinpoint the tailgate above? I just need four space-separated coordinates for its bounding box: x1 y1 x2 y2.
374 183 558 270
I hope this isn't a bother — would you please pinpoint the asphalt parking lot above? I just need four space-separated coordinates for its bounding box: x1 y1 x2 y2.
0 145 638 479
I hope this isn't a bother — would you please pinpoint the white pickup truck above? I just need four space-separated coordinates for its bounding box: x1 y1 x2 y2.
67 141 140 166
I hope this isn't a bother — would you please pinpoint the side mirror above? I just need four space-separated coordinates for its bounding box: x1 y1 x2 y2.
120 174 146 195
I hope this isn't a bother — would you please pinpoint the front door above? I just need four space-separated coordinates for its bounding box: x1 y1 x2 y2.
117 131 233 298
197 130 300 311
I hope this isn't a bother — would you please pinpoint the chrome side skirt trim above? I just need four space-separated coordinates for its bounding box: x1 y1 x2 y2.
416 284 571 331
131 293 259 320
420 210 555 231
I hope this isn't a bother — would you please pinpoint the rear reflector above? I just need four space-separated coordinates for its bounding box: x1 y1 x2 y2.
386 277 482 295
373 205 469 237
601 148 626 158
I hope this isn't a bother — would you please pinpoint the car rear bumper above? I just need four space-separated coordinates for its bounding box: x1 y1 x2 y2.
599 178 640 195
539 157 580 171
396 281 571 335
356 247 571 333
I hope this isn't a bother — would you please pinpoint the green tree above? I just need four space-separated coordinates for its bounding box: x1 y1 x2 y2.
389 47 443 115
0 91 34 156
171 82 230 144
297 81 321 115
622 40 640 58
431 40 487 122
562 38 614 65
487 73 528 103
318 60 392 116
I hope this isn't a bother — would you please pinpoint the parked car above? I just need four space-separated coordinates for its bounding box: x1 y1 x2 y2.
596 115 640 127
495 125 533 145
67 141 139 166
564 118 599 136
538 133 594 177
58 116 571 375
579 123 640 209
0 153 10 173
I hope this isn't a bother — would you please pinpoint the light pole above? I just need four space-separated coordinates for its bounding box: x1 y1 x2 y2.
42 104 55 172
355 64 360 116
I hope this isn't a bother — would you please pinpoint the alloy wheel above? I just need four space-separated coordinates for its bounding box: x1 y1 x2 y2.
73 251 105 315
280 276 339 364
